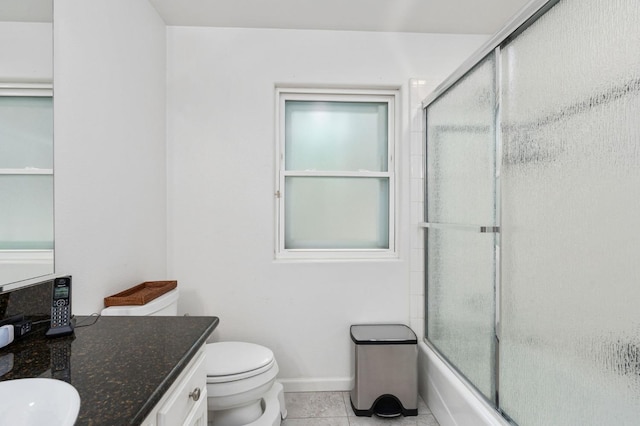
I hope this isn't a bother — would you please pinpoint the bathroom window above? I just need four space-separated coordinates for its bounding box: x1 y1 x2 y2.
0 85 54 251
275 88 397 259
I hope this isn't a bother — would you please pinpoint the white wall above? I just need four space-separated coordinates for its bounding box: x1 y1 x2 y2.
53 0 167 314
166 27 486 389
0 22 52 82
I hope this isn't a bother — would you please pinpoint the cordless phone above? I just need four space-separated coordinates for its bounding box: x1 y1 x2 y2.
46 276 74 338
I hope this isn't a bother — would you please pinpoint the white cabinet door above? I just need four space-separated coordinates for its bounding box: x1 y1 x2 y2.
141 345 208 426
158 349 207 426
183 386 207 426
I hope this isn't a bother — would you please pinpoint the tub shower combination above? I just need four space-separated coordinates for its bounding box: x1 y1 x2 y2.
418 0 640 425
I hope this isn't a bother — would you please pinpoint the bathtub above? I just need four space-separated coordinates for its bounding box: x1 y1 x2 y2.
418 341 511 426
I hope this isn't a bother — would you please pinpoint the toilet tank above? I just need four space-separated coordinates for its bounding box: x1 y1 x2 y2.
101 289 179 316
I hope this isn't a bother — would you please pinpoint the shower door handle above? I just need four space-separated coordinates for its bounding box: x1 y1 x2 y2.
419 222 500 233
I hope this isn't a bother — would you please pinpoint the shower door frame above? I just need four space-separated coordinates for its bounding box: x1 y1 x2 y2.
422 47 502 407
421 0 561 421
421 0 559 108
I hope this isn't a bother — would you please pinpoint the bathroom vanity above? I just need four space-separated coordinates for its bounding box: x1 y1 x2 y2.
0 315 219 425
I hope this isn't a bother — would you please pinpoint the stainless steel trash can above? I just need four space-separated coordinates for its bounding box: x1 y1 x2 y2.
350 324 418 417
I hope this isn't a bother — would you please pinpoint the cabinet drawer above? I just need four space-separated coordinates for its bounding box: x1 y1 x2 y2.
157 349 207 426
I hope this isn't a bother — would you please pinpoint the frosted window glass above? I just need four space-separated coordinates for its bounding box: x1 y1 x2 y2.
426 55 496 225
427 229 496 401
0 175 53 249
0 96 53 169
500 0 640 424
285 101 388 172
285 177 389 249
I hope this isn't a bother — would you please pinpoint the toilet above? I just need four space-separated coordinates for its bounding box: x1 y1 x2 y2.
101 289 287 426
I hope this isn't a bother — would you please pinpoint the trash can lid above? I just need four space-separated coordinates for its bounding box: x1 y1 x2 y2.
350 324 417 344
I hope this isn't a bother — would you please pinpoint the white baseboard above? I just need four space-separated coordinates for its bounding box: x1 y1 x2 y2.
279 377 353 393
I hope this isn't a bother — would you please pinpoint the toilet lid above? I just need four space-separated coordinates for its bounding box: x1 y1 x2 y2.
206 342 274 378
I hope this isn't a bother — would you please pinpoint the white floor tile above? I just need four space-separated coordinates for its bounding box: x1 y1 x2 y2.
285 392 348 419
283 418 350 426
282 392 439 426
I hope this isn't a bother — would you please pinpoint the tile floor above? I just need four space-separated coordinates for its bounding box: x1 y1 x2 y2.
282 392 440 426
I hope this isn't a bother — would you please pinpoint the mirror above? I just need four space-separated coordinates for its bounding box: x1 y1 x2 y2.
0 0 54 287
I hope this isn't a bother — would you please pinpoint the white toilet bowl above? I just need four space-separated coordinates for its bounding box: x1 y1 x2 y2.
101 289 287 426
206 342 283 426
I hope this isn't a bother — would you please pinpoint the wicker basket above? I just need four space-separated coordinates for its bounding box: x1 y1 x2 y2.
104 280 177 307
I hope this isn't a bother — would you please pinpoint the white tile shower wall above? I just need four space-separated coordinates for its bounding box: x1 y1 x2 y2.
409 79 439 339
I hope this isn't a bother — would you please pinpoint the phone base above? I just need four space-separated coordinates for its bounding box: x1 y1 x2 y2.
45 325 74 338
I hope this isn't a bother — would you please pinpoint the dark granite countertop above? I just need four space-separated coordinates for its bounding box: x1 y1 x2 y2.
0 315 219 425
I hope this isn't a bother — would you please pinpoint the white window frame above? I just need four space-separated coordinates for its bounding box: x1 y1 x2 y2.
275 87 398 260
0 83 54 255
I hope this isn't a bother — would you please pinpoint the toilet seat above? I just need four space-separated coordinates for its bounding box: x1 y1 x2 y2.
207 358 276 383
206 342 276 383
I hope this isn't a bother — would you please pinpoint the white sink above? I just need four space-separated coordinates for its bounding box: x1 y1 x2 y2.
0 378 80 426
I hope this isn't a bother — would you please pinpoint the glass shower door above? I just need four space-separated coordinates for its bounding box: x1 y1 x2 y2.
499 0 640 423
425 53 498 403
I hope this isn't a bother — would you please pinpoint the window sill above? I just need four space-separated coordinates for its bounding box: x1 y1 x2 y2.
274 250 399 263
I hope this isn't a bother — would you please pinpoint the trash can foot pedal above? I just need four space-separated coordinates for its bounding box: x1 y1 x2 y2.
351 394 418 417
